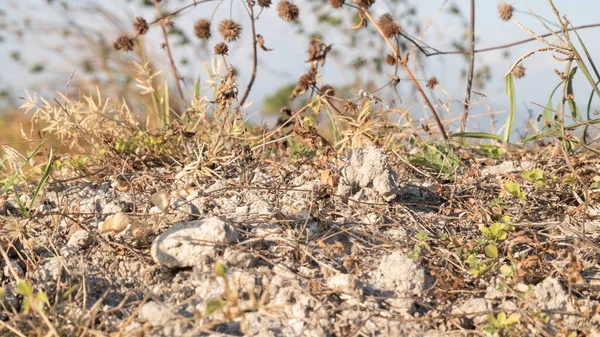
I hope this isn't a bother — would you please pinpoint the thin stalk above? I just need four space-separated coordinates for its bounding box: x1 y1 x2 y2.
461 0 475 137
239 0 258 108
362 10 448 140
152 0 187 109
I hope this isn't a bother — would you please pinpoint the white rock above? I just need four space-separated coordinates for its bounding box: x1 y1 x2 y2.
336 147 400 202
67 230 93 250
327 273 357 293
151 216 239 268
139 301 174 326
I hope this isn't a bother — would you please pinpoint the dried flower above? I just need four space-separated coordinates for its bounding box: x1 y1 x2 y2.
512 64 525 79
352 0 375 9
113 35 134 51
426 77 439 89
194 19 211 40
498 2 514 21
379 14 400 38
134 17 149 35
344 99 358 115
385 54 397 66
319 85 335 97
277 1 299 22
290 70 316 101
219 19 242 42
329 0 344 9
214 42 229 55
258 0 272 8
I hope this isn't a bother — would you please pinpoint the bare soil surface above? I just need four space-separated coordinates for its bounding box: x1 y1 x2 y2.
1 146 599 336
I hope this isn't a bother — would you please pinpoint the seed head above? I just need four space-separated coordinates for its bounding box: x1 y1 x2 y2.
352 0 375 9
512 64 525 79
219 19 242 42
426 77 439 89
329 0 344 9
378 14 400 38
319 85 335 97
194 19 211 40
290 70 316 101
133 17 149 35
113 35 134 51
277 1 299 22
498 2 514 21
214 42 229 55
258 0 272 8
385 54 397 66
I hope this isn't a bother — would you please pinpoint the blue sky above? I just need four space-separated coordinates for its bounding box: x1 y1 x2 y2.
2 0 600 136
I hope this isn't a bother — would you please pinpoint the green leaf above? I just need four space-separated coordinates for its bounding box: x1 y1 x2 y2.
449 132 503 141
215 261 227 278
17 280 33 297
566 67 580 119
204 297 226 316
500 264 513 276
0 287 5 298
541 82 562 127
62 284 79 299
504 73 516 143
497 312 507 324
29 147 54 210
485 244 498 259
416 230 427 241
505 313 521 325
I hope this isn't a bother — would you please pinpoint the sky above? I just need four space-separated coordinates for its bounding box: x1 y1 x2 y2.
2 0 600 137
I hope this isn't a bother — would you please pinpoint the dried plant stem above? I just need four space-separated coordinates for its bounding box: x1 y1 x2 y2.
426 23 600 57
152 0 187 108
362 10 448 140
239 1 258 108
461 0 475 134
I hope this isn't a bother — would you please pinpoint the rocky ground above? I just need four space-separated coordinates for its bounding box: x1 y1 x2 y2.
1 146 599 336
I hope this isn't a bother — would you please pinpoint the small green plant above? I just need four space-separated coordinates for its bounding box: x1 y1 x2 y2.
410 143 460 174
521 168 545 189
466 254 488 277
503 181 526 201
17 280 49 314
408 230 429 260
484 312 521 335
590 176 600 189
478 144 504 158
289 142 316 160
481 222 514 242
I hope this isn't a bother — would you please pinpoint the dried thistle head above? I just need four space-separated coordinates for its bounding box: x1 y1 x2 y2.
134 17 149 35
214 42 229 55
378 14 400 38
290 70 316 100
343 99 358 115
352 0 374 9
277 1 299 22
258 0 272 8
194 19 212 40
512 64 525 79
426 77 439 89
319 84 335 97
385 54 397 66
219 19 242 42
113 35 134 51
498 2 514 21
329 0 344 9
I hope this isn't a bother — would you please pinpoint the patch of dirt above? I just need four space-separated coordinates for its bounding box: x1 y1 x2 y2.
1 146 600 336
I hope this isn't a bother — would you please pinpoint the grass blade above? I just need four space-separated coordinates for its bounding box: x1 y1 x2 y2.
450 132 503 141
503 73 516 143
29 147 54 211
566 66 580 119
1 141 46 196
